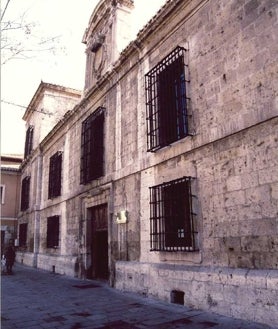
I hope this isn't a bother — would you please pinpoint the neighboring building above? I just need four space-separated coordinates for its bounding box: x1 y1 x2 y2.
17 0 278 326
1 155 22 251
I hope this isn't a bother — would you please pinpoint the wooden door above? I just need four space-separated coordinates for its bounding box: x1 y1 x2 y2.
89 204 108 280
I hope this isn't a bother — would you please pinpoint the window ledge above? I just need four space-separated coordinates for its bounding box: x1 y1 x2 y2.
158 250 202 264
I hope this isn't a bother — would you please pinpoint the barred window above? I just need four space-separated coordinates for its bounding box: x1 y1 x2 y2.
19 223 28 247
0 185 5 204
24 126 34 158
80 107 105 184
48 152 62 199
47 216 60 248
20 176 30 211
149 177 197 252
145 46 190 152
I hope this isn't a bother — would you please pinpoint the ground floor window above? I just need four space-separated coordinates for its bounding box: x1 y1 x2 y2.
149 176 197 252
20 176 31 211
47 216 60 248
0 185 5 204
19 223 28 247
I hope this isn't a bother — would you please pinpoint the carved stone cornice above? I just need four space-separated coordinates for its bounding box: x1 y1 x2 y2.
112 0 134 9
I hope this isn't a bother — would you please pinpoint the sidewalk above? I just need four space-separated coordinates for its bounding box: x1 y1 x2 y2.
1 263 276 329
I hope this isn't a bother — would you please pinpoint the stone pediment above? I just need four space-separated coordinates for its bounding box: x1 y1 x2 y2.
83 0 134 45
83 0 134 91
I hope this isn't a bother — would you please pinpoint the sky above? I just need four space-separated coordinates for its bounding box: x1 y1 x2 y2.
1 0 165 156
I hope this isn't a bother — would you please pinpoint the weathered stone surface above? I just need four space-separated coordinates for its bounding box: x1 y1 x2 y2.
17 0 278 326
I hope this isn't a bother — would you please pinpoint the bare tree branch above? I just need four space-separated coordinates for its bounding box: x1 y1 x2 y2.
1 0 11 21
1 4 64 65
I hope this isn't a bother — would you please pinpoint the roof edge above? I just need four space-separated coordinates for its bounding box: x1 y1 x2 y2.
22 81 82 121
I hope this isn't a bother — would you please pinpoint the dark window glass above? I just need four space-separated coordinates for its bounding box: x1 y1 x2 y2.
0 185 4 204
19 223 28 247
24 126 34 158
145 46 189 152
48 152 62 199
80 107 105 184
20 176 30 211
47 216 59 248
149 177 197 252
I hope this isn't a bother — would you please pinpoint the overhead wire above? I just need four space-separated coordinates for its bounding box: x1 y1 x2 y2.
1 99 52 115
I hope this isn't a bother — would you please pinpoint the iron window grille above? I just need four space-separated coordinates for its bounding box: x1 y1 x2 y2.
149 176 197 252
20 176 30 211
145 46 190 152
47 215 60 248
80 107 105 184
48 151 62 199
19 223 28 247
24 126 34 158
0 185 5 204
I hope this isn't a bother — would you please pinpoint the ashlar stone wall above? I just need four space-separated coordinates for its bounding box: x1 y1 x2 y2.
199 118 278 269
114 0 278 326
16 0 278 326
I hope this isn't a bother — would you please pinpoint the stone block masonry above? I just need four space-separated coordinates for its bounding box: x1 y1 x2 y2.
17 0 278 327
115 262 278 327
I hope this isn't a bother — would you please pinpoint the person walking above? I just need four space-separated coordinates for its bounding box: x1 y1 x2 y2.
4 241 16 275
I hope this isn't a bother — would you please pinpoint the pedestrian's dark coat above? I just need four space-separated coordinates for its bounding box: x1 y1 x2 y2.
5 246 15 266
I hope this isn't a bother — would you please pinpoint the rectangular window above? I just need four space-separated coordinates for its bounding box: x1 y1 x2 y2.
20 176 31 211
47 215 60 248
48 152 62 199
145 46 190 152
0 185 5 204
80 107 105 184
19 223 28 247
149 177 197 252
24 126 34 158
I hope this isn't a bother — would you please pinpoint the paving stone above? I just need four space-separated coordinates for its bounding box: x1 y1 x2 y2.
1 264 276 329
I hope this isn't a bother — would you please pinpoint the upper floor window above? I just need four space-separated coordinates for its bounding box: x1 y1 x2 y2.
48 152 62 199
80 107 105 184
149 176 197 252
145 46 190 152
19 223 28 247
20 176 30 211
47 215 60 248
24 126 34 158
0 185 5 204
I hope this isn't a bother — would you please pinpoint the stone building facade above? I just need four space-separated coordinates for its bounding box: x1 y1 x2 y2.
17 82 81 266
17 0 278 326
